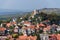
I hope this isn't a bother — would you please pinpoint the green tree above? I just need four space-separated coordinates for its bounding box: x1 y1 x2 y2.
5 38 9 40
12 34 19 40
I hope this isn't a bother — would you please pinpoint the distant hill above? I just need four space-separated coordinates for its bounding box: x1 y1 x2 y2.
0 12 31 20
39 8 60 15
0 9 30 18
0 9 24 15
0 8 60 19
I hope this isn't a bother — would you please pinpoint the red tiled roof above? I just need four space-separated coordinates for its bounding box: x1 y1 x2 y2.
43 28 48 31
57 34 60 40
18 35 37 40
6 23 11 27
47 25 51 30
24 21 31 24
19 35 27 40
39 23 45 27
0 27 6 31
30 36 37 40
49 34 57 40
12 22 16 24
29 25 35 29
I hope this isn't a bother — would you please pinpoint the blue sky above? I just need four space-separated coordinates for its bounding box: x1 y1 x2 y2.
0 0 60 11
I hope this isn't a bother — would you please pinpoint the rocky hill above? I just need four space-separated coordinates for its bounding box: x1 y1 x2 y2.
39 8 60 15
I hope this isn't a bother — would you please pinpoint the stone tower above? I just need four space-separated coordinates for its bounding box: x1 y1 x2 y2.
31 10 39 18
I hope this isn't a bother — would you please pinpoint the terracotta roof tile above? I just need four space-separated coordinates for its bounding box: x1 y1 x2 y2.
6 23 11 27
24 21 31 24
0 27 6 31
30 25 35 29
30 36 37 40
19 35 27 40
12 22 17 24
39 23 45 27
57 34 60 40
